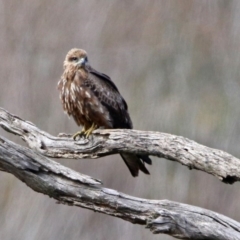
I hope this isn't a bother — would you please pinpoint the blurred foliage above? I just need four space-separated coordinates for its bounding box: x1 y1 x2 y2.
1 1 240 239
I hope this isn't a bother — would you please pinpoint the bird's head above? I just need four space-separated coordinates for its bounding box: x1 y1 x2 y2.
64 48 89 70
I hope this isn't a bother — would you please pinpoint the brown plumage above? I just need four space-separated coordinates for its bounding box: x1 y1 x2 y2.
58 48 152 177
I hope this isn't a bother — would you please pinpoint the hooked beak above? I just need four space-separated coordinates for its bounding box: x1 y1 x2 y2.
77 57 88 67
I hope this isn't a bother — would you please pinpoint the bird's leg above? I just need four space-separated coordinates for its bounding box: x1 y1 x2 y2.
84 123 98 138
72 125 86 140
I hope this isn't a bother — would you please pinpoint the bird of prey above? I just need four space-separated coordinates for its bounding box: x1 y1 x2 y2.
58 48 152 177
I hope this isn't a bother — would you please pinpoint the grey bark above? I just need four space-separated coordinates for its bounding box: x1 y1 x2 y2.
0 107 240 184
0 107 240 239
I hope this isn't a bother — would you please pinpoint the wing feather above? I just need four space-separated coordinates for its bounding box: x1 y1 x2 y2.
84 67 132 129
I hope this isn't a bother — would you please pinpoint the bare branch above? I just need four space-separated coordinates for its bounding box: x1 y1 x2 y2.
0 135 240 239
0 107 240 184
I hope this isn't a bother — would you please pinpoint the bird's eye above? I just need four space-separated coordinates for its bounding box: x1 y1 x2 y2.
69 57 78 61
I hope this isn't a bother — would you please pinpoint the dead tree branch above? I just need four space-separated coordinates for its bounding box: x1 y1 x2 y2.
0 135 240 239
0 107 240 184
1 107 240 239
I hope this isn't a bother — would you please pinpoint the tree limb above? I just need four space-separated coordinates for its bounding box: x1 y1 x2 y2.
0 135 240 239
0 107 240 184
1 107 240 239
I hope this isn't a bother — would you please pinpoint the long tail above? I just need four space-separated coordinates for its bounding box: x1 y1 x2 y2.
120 153 152 177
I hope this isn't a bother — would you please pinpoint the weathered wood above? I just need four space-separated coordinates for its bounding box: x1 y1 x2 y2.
0 107 240 184
0 136 240 239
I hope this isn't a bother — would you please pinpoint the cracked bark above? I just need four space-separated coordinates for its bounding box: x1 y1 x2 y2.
0 107 240 239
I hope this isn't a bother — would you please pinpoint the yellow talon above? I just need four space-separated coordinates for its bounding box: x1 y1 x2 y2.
72 123 98 140
84 123 98 138
72 126 86 140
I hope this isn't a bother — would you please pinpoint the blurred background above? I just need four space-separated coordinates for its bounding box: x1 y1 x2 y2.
1 1 240 239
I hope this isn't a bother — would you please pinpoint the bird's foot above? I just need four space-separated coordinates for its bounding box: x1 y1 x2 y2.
84 123 98 138
72 126 86 140
72 124 98 140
